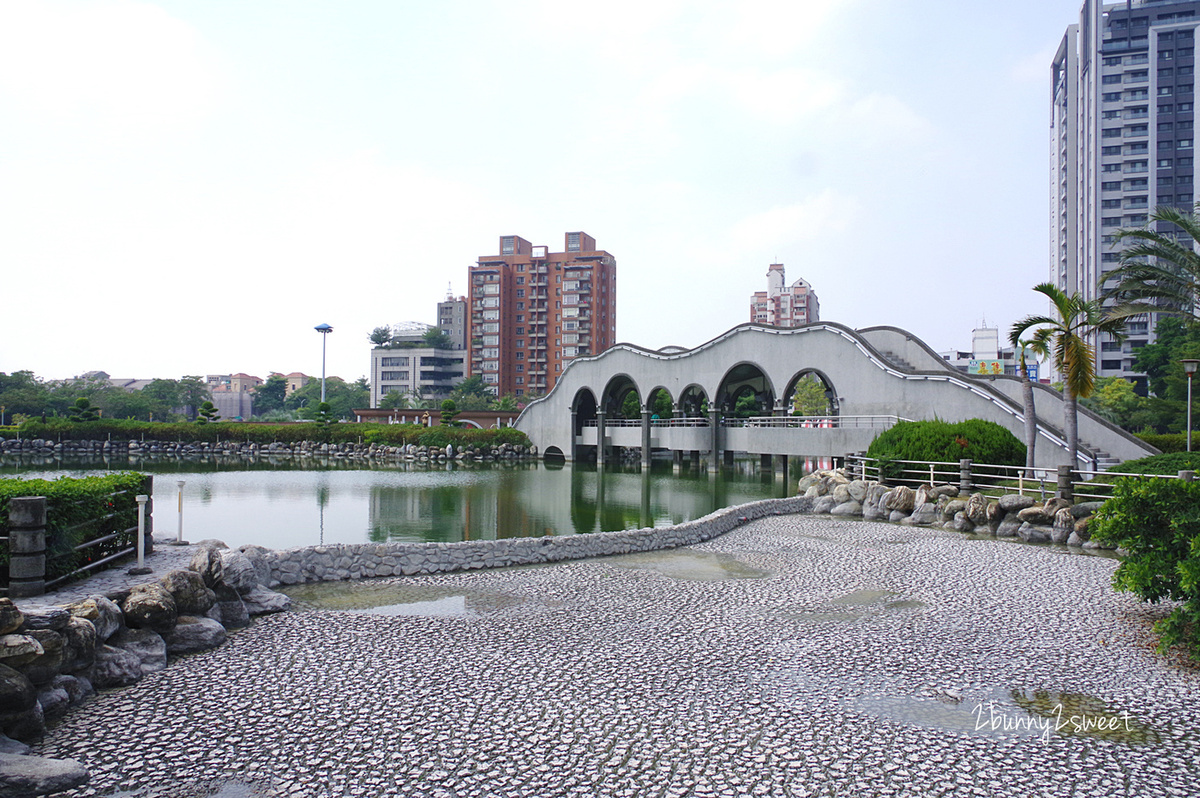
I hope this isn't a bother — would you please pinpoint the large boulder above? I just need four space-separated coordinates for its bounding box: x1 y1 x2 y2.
188 546 224 588
163 617 226 656
49 674 92 707
241 586 291 616
951 511 974 533
830 500 863 517
16 631 63 686
966 494 989 526
59 617 97 674
907 503 940 526
238 546 274 588
36 686 69 722
109 628 167 675
121 584 177 634
159 570 216 616
847 480 870 502
0 601 22 636
813 495 837 515
1017 505 1056 526
0 752 89 797
998 494 1036 513
218 551 259 594
1018 523 1053 544
208 584 249 630
914 485 935 507
995 515 1024 538
0 702 44 744
65 597 122 642
0 666 35 716
831 484 853 505
90 645 142 689
16 608 69 633
1052 507 1075 544
885 486 916 514
0 637 43 670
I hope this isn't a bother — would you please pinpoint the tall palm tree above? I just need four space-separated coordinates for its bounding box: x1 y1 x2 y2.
1010 283 1131 468
1007 329 1052 476
1105 204 1200 320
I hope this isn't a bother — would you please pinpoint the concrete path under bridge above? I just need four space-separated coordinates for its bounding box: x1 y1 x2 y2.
514 323 1157 471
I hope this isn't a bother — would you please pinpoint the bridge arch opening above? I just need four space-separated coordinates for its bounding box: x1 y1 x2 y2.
602 374 641 419
717 363 775 417
645 386 674 419
677 384 708 418
783 370 839 417
572 388 598 436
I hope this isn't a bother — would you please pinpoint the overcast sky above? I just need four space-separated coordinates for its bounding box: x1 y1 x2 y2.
0 0 1084 384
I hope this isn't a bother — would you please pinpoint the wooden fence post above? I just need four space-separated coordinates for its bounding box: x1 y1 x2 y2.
8 496 47 598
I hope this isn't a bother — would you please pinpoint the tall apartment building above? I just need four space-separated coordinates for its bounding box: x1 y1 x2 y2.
437 294 469 350
749 263 820 327
468 232 616 397
1052 0 1199 389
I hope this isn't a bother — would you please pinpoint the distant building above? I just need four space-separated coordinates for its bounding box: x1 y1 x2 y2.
438 293 468 351
206 373 262 420
468 232 617 397
370 345 465 407
750 264 819 327
279 372 310 396
939 327 1039 379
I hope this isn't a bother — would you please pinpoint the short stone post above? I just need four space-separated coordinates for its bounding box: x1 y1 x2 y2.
959 459 972 493
1056 464 1075 502
1180 470 1195 483
8 496 47 598
141 474 154 555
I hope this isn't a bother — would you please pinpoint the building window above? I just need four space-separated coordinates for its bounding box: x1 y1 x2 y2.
1103 74 1122 85
501 236 515 255
1181 139 1194 149
1103 128 1122 139
1102 199 1122 208
1103 145 1122 156
1159 158 1174 168
1162 50 1175 60
1105 56 1123 66
515 364 524 372
1104 92 1123 102
1159 104 1174 114
515 327 524 335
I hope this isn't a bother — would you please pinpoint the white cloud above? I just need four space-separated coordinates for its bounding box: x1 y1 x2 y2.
727 191 857 252
0 0 226 139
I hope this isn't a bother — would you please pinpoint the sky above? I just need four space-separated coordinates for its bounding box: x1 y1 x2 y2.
0 0 1086 384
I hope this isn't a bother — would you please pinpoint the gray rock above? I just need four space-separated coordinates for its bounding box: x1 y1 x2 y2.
50 675 92 706
1074 516 1092 541
886 486 916 514
188 546 224 589
159 569 216 616
0 601 22 636
830 500 863 516
209 585 249 630
914 485 935 507
1051 507 1075 544
16 608 69 633
241 586 292 616
163 616 226 655
109 628 167 675
943 499 967 521
1016 506 1056 526
0 751 89 797
219 551 259 594
847 480 869 502
813 496 837 514
238 546 274 588
17 631 62 686
995 516 1023 538
0 701 44 743
0 734 28 755
888 509 909 523
966 494 989 526
121 584 177 634
90 645 142 689
59 617 96 674
1018 523 1052 544
909 503 940 525
0 637 43 670
862 502 887 522
0 665 35 715
951 511 974 533
803 485 823 499
194 539 229 551
831 484 852 505
931 485 959 499
998 494 1036 513
36 687 69 722
1071 501 1105 519
65 597 122 642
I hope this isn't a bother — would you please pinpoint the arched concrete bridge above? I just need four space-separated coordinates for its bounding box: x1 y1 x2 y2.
514 323 1156 470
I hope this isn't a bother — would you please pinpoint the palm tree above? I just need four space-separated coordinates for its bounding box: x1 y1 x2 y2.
1105 204 1200 320
1010 283 1131 468
1007 329 1051 476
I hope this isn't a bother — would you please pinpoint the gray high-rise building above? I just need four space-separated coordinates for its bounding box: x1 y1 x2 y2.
1052 0 1198 389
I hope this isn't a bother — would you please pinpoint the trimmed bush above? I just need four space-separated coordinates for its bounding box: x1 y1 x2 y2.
1090 478 1200 661
1135 432 1200 454
866 419 1026 467
1109 452 1200 476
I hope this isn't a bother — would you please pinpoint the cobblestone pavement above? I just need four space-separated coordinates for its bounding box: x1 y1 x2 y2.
33 516 1200 797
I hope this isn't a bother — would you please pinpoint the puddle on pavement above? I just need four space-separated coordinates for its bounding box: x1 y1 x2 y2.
782 589 926 623
107 778 263 797
856 688 1160 745
607 549 771 581
833 589 899 605
281 581 538 617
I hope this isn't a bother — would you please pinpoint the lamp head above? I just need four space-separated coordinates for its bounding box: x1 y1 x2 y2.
1183 359 1200 376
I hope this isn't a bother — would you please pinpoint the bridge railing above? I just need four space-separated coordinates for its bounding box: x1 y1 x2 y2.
844 454 1197 502
580 418 712 428
725 415 910 429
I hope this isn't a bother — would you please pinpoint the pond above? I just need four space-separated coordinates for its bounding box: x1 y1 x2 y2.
0 457 802 550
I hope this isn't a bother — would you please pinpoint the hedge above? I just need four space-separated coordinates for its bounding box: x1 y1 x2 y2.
4 420 530 449
866 419 1026 466
1135 432 1200 454
0 472 146 582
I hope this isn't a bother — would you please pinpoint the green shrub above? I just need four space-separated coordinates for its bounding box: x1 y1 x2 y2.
1090 477 1200 661
1109 452 1200 476
1135 432 1200 454
866 419 1025 466
0 472 146 581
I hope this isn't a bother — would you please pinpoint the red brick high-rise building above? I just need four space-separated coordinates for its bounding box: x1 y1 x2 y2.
468 232 616 397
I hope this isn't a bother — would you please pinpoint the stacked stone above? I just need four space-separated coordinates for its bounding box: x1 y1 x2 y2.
800 468 1113 550
0 544 292 795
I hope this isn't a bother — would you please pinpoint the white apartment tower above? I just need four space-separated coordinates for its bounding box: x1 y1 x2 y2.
1053 0 1199 389
750 263 819 327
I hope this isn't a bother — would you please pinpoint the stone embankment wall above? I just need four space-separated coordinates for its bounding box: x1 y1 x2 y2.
0 438 537 464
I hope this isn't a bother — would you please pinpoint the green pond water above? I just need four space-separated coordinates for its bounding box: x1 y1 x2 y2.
1 458 797 550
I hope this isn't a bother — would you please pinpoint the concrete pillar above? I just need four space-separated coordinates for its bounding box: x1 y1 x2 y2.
1056 465 1075 502
760 453 773 470
641 409 652 468
959 459 972 493
775 455 789 482
596 410 607 467
569 409 579 463
141 474 154 555
708 409 721 470
8 496 47 598
773 402 787 417
1180 470 1195 482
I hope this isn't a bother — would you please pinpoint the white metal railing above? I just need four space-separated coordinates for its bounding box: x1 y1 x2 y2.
725 415 910 429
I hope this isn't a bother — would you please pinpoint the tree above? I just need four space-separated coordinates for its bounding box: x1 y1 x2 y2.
451 375 492 408
67 397 99 423
789 375 831 416
140 378 184 420
423 327 454 349
369 326 393 347
1006 331 1051 476
0 371 51 417
1106 205 1200 321
492 394 519 412
195 401 220 424
1011 283 1132 467
314 402 335 426
381 390 409 410
285 376 369 420
440 398 460 426
253 375 289 416
178 376 210 421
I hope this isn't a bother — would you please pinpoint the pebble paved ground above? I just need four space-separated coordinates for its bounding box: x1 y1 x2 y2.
32 516 1200 798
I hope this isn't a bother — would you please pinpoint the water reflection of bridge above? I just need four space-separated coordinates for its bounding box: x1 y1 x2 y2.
516 323 1157 470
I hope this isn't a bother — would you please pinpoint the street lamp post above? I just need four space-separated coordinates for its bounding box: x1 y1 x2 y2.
1183 359 1200 452
315 324 333 403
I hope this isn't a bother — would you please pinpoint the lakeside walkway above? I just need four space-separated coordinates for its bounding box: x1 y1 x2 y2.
33 516 1200 797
